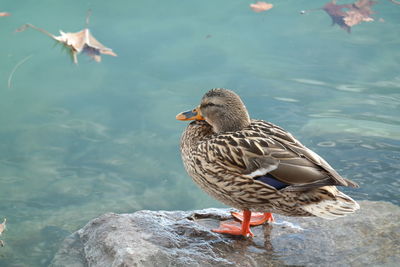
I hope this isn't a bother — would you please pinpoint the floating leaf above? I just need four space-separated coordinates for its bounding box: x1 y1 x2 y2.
16 10 117 64
302 0 377 33
52 28 117 63
250 2 273 13
0 12 11 17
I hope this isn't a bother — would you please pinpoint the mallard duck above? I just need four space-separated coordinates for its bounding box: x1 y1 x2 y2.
176 88 359 237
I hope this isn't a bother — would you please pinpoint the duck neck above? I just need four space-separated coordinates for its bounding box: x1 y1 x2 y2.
211 111 251 133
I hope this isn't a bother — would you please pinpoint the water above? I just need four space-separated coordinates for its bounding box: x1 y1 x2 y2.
0 0 399 265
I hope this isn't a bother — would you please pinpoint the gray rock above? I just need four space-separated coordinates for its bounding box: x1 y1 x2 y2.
50 201 400 267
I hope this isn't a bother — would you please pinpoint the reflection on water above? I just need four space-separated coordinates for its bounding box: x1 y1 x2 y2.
0 0 399 265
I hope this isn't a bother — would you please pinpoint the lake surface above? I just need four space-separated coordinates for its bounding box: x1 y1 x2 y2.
0 0 399 265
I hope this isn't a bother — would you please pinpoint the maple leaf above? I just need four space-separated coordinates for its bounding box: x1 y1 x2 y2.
250 2 274 13
303 0 377 33
52 28 117 63
16 10 117 64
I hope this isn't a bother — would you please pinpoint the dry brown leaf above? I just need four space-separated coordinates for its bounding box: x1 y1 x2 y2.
250 2 273 13
53 29 117 63
320 0 376 33
0 12 11 17
16 11 117 64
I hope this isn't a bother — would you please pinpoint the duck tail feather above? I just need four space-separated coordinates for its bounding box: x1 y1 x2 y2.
301 190 360 220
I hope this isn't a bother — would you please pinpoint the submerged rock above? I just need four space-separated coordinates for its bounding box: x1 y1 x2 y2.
50 201 399 266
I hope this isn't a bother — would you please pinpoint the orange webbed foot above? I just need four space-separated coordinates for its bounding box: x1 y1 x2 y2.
231 211 274 225
212 220 254 237
212 210 254 237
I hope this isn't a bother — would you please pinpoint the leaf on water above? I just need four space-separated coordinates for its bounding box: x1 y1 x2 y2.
250 2 273 13
0 12 11 17
53 29 117 63
319 0 376 33
16 10 117 64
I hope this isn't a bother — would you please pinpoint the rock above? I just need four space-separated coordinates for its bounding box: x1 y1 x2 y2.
50 201 400 267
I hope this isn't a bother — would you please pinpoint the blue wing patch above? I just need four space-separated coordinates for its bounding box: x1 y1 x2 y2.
255 173 289 190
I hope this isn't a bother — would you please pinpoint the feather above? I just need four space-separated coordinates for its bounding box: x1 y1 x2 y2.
301 191 360 219
254 173 289 190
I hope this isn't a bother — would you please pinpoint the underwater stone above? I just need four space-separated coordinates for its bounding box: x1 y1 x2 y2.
50 201 400 266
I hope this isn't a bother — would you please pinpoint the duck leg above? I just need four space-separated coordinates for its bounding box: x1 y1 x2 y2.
212 209 254 237
231 211 274 225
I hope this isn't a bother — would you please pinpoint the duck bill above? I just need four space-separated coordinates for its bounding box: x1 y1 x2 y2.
176 106 205 121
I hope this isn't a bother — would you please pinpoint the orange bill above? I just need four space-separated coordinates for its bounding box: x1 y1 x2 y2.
176 106 205 121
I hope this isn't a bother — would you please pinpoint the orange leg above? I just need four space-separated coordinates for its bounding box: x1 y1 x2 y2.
212 209 254 237
231 211 274 225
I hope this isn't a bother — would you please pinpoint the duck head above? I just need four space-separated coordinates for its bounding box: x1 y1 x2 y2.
176 88 251 133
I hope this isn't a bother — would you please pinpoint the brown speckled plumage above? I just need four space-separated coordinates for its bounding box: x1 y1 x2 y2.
179 88 360 219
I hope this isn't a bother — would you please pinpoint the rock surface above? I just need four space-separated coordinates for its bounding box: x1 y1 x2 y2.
51 201 400 267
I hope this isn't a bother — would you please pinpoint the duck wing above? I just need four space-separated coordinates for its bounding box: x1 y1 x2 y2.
202 120 358 190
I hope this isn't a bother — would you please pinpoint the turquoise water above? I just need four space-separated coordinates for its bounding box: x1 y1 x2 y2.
0 0 399 265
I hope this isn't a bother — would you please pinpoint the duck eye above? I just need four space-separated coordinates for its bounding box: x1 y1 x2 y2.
202 103 216 108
